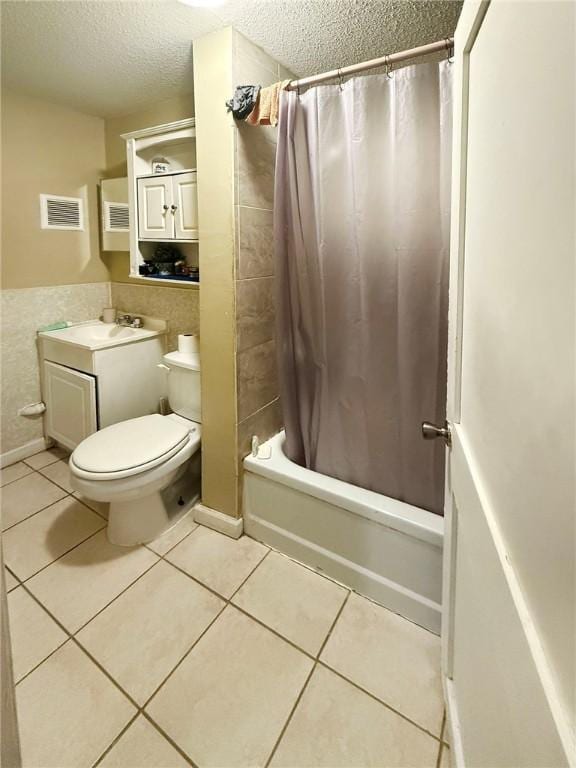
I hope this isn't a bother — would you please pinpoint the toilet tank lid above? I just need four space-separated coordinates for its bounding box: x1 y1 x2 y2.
163 351 200 371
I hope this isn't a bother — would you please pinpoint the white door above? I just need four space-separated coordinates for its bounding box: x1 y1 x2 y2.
137 176 173 239
44 361 98 450
172 171 199 240
440 2 575 767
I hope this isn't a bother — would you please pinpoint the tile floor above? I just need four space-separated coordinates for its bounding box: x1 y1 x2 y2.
2 448 451 768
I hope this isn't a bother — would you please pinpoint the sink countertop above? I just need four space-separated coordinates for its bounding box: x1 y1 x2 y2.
38 319 167 351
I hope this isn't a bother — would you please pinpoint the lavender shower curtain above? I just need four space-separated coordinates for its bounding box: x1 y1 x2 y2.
274 61 452 515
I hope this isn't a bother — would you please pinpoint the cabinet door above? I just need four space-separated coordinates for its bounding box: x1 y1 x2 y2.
172 171 198 240
137 176 173 239
44 361 97 450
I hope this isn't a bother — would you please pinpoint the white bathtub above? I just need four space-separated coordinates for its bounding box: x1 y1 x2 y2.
243 431 443 634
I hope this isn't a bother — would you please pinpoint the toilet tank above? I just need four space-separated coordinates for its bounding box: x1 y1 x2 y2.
163 351 201 423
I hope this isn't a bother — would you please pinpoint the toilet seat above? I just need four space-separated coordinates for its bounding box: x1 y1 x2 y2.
71 414 197 480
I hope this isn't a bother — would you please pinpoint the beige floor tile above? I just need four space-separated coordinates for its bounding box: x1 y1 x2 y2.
0 461 33 487
16 641 135 768
7 587 67 681
321 593 444 735
39 459 74 493
166 527 268 598
1 473 68 530
441 745 451 768
26 531 159 632
147 512 198 556
147 605 313 767
77 560 224 704
3 497 105 580
232 551 348 655
5 568 19 591
99 715 189 768
271 665 438 768
23 446 67 470
73 491 109 519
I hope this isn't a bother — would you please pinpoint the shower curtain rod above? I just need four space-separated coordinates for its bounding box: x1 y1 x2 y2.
285 37 454 91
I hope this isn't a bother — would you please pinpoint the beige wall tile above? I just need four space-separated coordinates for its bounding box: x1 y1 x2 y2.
1 282 111 454
110 282 199 351
237 206 274 279
16 641 135 768
236 122 277 209
237 398 283 461
237 276 275 352
237 339 278 422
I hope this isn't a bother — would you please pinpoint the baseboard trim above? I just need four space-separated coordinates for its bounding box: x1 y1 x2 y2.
0 438 48 469
194 503 243 539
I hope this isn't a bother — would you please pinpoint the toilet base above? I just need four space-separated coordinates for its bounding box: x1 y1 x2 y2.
107 459 201 547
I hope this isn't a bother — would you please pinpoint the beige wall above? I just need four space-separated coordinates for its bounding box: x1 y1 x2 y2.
1 89 108 289
102 93 195 284
193 28 238 517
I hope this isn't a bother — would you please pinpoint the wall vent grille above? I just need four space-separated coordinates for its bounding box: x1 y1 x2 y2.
40 194 84 231
103 201 130 232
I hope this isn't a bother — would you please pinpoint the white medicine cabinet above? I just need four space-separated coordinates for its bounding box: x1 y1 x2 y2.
122 119 199 286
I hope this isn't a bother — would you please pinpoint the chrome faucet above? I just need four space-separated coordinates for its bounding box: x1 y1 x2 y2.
116 314 143 328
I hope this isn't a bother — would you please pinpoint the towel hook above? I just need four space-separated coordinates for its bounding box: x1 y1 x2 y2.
445 38 454 63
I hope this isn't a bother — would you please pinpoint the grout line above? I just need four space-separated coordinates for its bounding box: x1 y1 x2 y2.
17 526 106 587
264 592 351 767
22 455 63 471
91 712 140 768
436 711 447 768
316 660 443 743
0 469 35 488
2 489 72 533
143 520 199 557
141 712 199 768
13 522 443 766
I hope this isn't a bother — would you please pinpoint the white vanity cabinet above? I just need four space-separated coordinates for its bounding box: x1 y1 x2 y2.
137 172 198 241
39 326 166 451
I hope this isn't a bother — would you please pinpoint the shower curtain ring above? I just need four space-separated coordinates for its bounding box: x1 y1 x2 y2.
384 55 393 80
337 69 344 91
445 38 454 63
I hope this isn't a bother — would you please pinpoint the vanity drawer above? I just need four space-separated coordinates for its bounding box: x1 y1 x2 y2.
40 338 95 374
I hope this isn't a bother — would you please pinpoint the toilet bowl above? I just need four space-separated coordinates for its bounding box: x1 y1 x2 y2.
69 348 202 546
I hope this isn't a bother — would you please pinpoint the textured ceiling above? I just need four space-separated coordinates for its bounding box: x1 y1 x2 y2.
1 0 462 118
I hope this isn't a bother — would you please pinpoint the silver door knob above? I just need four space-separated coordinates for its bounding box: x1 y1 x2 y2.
421 420 452 446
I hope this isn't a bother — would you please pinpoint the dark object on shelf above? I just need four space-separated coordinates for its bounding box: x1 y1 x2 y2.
189 267 200 281
143 274 199 282
151 244 182 264
225 85 260 120
139 262 158 276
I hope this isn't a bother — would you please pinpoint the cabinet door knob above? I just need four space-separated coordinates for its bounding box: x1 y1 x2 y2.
163 204 169 211
171 204 178 212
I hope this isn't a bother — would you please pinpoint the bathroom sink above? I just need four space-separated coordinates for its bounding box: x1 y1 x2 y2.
38 321 163 350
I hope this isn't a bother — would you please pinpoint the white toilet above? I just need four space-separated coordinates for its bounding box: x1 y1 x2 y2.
69 350 201 547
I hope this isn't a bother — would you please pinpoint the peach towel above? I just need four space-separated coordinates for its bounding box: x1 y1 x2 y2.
246 80 291 126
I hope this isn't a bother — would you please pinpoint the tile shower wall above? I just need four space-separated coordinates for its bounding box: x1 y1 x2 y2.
110 283 199 351
0 283 111 458
233 31 292 462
